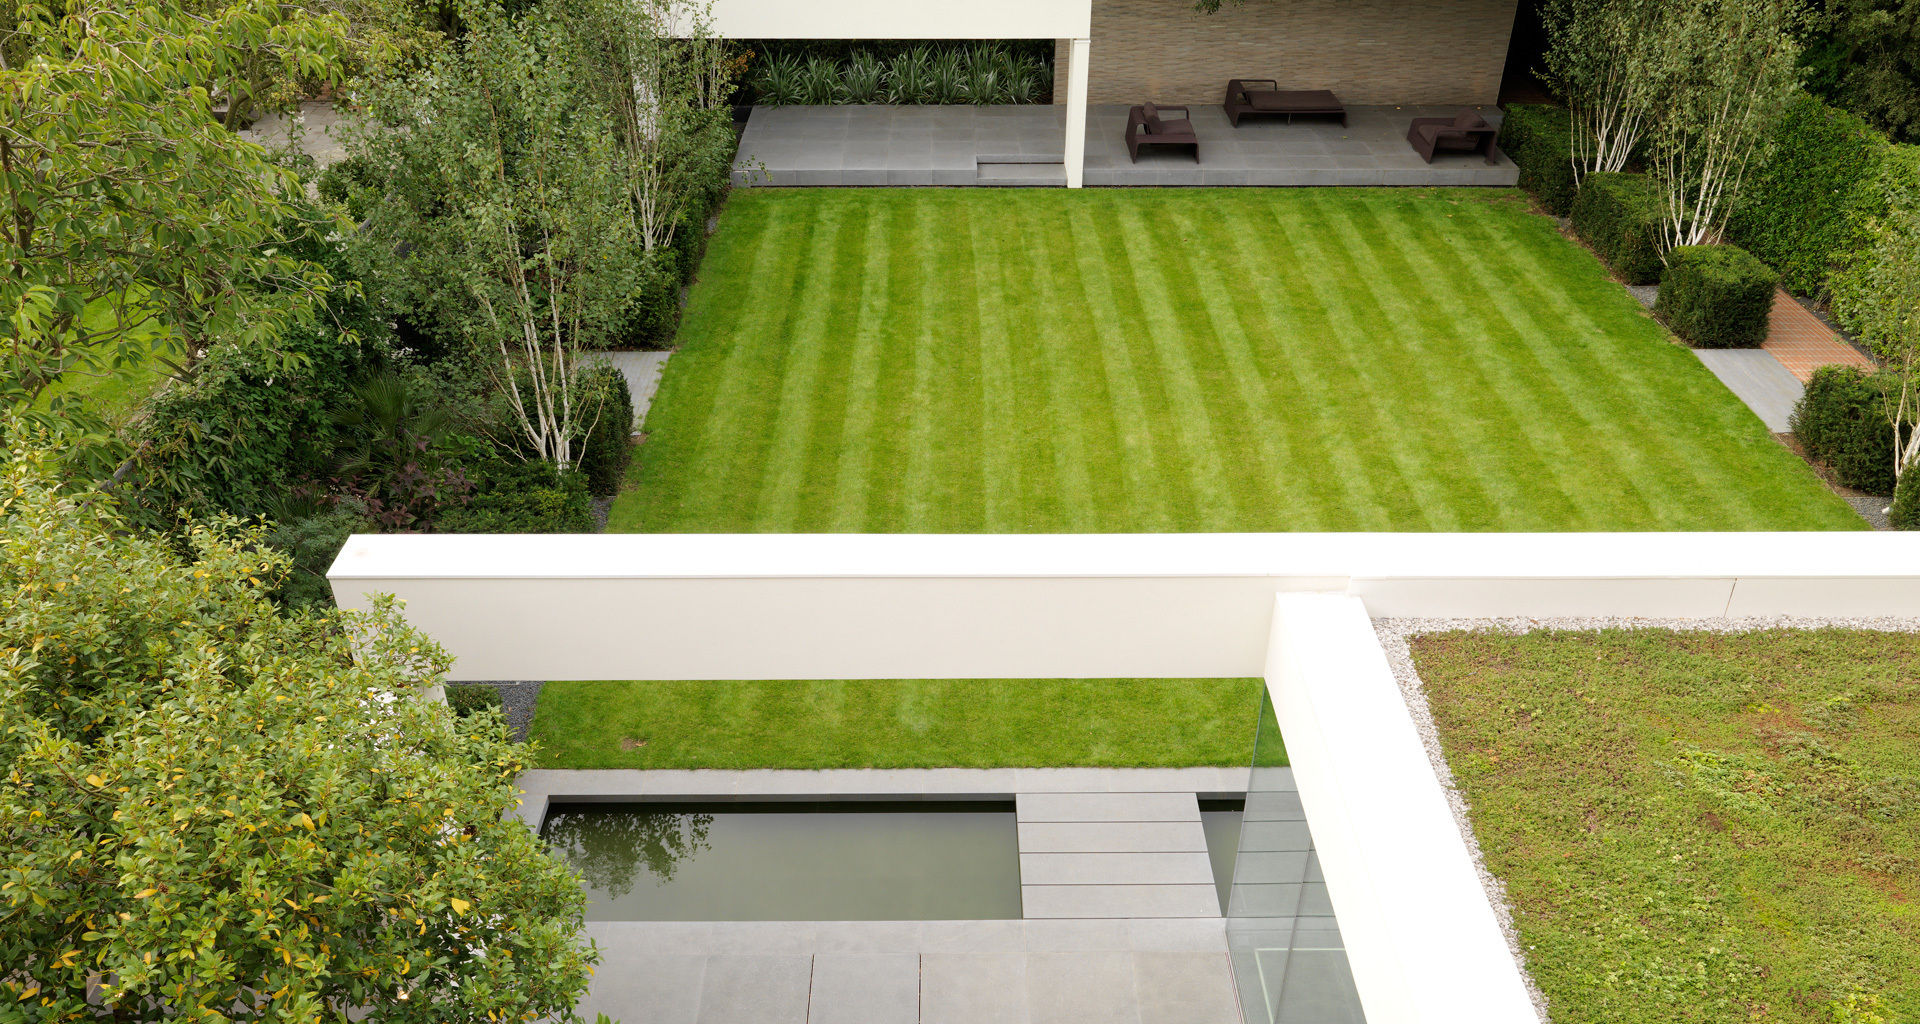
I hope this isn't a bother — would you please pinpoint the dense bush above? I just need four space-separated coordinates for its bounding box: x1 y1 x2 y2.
1570 172 1665 284
447 683 506 717
432 455 596 533
575 363 635 497
1654 244 1778 348
314 154 382 223
1890 467 1920 528
265 501 374 609
749 43 1052 106
1791 365 1897 494
1728 94 1889 295
1498 104 1579 216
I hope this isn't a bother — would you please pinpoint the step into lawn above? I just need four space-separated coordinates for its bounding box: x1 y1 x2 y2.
609 187 1859 532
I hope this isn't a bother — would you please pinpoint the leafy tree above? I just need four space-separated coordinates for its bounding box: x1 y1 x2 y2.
0 432 598 1021
1801 0 1920 143
1830 208 1920 485
1643 0 1805 252
1541 0 1663 180
0 1 348 423
348 1 639 471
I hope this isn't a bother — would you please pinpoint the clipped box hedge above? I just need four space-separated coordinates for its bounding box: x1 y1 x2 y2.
1791 365 1898 494
1497 105 1578 216
1570 172 1665 284
1655 244 1778 348
1727 93 1890 296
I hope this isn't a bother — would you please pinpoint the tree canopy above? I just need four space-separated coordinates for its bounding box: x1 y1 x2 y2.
0 431 597 1022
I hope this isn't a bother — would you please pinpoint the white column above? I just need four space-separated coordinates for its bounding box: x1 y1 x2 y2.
1063 36 1091 188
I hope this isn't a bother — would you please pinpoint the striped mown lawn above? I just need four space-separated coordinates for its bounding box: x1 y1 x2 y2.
608 188 1860 532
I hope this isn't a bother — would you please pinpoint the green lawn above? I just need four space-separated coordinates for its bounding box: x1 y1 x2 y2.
528 678 1276 769
610 187 1859 532
1413 629 1919 1024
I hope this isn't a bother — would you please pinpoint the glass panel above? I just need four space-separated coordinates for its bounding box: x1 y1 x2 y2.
1226 689 1366 1024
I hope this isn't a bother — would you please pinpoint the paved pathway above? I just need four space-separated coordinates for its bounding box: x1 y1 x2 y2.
1693 350 1803 433
734 103 1518 188
237 99 347 168
1762 289 1874 382
587 350 671 435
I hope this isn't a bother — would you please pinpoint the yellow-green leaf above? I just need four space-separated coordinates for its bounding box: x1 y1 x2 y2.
449 898 470 914
133 888 157 899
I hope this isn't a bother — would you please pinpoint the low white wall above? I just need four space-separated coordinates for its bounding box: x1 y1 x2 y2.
328 532 1920 681
703 0 1091 39
1265 593 1538 1024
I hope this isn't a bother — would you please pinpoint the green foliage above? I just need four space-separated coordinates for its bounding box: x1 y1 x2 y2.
1414 628 1920 1024
1655 244 1779 348
1728 94 1889 294
0 436 596 1022
447 683 506 717
1889 461 1920 527
330 372 470 528
1498 104 1580 215
1802 0 1920 144
748 43 1052 106
1791 365 1898 493
315 154 384 222
433 455 595 533
1829 207 1920 484
575 363 635 498
608 255 683 348
263 500 374 609
1571 172 1666 284
0 0 346 425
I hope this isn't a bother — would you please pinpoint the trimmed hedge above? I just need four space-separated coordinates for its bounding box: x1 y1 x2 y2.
1728 94 1889 295
1791 365 1897 494
446 684 504 718
1654 244 1778 348
1498 105 1578 216
433 456 596 533
1891 467 1920 529
1570 172 1665 284
575 362 635 498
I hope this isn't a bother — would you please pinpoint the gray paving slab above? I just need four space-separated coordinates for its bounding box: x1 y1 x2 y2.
1016 792 1201 822
1019 851 1215 885
734 103 1516 188
1025 952 1138 1024
574 952 706 1024
695 955 812 1024
1017 821 1208 853
921 953 1030 1024
1694 348 1804 432
1134 952 1242 1024
588 350 671 433
808 954 920 1024
1022 884 1223 919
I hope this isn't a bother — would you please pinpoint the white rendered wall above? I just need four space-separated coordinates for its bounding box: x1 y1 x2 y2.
700 0 1091 40
1265 593 1539 1024
328 532 1920 680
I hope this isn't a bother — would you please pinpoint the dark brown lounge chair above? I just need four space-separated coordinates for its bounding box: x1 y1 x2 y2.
1224 79 1346 127
1407 110 1500 163
1126 103 1199 163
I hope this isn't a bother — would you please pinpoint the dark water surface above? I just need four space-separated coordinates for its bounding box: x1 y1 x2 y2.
542 800 1021 920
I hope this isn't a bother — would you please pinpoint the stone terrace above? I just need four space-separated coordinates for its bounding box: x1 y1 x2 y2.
733 103 1519 188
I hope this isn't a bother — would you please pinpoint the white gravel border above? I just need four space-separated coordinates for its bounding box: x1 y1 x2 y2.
1372 614 1920 1023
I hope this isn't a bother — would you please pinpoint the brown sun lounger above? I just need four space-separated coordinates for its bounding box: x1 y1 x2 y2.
1224 79 1346 127
1407 110 1500 163
1126 103 1199 162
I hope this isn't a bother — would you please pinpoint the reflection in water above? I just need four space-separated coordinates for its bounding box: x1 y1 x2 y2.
539 801 1021 921
543 806 713 900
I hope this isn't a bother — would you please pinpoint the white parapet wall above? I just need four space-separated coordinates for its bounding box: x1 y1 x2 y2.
328 532 1920 680
700 0 1090 39
1266 593 1539 1024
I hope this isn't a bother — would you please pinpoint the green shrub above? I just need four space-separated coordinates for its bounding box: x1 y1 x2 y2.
433 455 595 533
1570 172 1665 284
1654 244 1779 348
1498 105 1578 216
447 684 505 718
1829 143 1920 332
266 502 373 609
1890 466 1920 528
575 363 635 498
1728 94 1889 296
607 256 681 349
1791 365 1897 494
315 155 382 223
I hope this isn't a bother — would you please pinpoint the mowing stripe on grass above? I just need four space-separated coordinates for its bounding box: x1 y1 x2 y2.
608 189 1862 534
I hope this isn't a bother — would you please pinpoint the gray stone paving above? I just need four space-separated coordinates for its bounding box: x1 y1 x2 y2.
734 103 1518 188
238 99 348 168
585 350 671 434
1692 349 1804 433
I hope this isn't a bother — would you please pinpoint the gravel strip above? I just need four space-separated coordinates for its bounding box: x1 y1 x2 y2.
1845 494 1892 530
456 680 545 743
1372 614 1920 1023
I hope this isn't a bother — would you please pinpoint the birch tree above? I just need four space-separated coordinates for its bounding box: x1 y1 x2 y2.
350 3 637 471
1542 0 1662 181
1831 209 1920 482
1643 0 1803 252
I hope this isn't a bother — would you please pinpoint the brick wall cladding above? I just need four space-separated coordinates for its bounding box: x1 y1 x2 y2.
1053 0 1518 106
